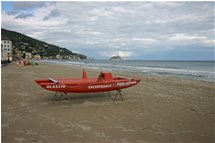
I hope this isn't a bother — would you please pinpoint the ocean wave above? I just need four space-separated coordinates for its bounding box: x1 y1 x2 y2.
40 60 215 82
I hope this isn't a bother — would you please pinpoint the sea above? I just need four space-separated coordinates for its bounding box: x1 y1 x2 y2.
41 60 215 83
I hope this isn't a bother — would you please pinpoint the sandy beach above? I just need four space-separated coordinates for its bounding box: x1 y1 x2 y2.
1 62 214 143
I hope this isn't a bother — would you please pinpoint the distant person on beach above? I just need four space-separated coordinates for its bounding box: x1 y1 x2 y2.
22 52 26 59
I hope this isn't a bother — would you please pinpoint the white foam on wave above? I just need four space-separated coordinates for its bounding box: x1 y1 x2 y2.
41 60 215 82
84 63 215 82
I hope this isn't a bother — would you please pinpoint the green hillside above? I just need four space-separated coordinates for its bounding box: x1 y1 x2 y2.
109 56 123 60
1 28 87 59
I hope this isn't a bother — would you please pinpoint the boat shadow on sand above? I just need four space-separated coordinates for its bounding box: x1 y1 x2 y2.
40 91 125 105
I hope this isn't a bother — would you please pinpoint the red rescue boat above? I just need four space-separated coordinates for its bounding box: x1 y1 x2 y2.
35 70 141 101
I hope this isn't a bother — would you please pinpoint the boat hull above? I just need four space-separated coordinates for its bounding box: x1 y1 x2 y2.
35 78 140 93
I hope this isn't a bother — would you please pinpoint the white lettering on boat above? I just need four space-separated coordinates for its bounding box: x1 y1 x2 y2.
88 84 112 89
46 84 66 89
117 81 136 87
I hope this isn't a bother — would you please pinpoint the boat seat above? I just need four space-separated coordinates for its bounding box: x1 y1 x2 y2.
48 78 59 84
97 72 113 81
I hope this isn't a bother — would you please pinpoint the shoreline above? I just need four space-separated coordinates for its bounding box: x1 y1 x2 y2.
2 62 215 143
38 60 215 83
38 60 215 84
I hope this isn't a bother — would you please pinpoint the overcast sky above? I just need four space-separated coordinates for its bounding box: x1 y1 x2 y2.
1 1 214 60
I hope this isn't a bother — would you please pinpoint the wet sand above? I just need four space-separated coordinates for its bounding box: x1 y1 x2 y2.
1 62 214 143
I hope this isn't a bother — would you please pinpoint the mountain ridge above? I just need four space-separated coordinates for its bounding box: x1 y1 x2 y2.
1 28 87 59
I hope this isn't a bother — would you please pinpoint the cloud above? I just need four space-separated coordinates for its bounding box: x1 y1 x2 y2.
100 50 133 59
116 51 132 58
15 12 33 19
43 9 61 20
1 1 214 60
169 34 207 41
132 38 157 44
12 1 47 11
169 33 214 46
204 39 215 45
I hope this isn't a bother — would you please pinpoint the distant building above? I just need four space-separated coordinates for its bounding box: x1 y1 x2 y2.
56 54 63 59
26 52 32 59
1 37 13 61
34 54 41 59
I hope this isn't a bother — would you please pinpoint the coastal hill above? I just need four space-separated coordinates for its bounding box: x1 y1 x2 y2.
1 28 87 59
109 55 123 60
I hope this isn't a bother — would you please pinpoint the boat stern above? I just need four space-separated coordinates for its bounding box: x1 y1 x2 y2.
35 78 64 92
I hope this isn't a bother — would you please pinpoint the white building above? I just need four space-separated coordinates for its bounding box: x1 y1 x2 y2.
1 38 13 61
34 54 41 59
26 52 32 59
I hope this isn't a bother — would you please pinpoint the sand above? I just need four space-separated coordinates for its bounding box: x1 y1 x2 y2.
1 62 214 143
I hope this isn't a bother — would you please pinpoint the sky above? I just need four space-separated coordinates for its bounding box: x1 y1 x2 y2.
1 1 215 60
